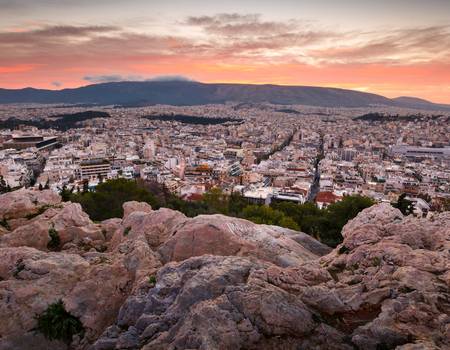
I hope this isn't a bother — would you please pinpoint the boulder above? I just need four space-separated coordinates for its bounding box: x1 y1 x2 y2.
158 214 327 267
122 201 152 219
92 255 351 350
0 202 104 252
94 204 450 350
0 189 61 221
109 208 187 251
0 239 161 349
0 191 448 350
100 218 122 241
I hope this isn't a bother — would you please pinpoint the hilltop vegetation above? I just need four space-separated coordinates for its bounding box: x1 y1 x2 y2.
354 112 448 122
68 178 374 246
143 114 242 125
0 111 110 131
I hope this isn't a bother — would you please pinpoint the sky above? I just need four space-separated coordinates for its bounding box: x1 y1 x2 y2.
0 0 449 103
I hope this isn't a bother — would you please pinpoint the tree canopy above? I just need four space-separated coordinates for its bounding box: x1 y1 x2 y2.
67 179 374 247
70 178 158 221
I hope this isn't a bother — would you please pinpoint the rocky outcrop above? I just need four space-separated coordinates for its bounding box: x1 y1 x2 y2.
157 214 327 267
93 255 347 350
93 205 450 350
122 201 153 219
0 233 161 349
0 189 448 350
0 188 61 222
109 207 188 251
0 202 104 252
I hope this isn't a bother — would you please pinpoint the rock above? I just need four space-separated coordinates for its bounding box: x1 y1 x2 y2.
0 188 61 221
158 214 328 267
0 202 104 252
95 204 450 350
100 218 122 241
0 190 449 350
93 255 346 350
0 238 160 348
109 208 187 251
122 201 153 219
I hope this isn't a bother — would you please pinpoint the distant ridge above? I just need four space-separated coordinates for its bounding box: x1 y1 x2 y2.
0 81 449 110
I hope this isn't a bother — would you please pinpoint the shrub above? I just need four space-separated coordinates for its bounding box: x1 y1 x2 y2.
47 226 60 251
35 300 84 344
0 218 10 230
123 226 131 236
148 275 157 286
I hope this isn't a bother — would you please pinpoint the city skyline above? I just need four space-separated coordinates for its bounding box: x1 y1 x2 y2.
0 0 449 103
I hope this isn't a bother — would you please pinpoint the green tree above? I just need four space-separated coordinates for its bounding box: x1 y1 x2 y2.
202 188 229 214
242 205 300 230
442 198 450 212
60 185 72 202
271 202 323 234
393 193 414 216
70 178 159 221
320 195 375 247
228 192 249 216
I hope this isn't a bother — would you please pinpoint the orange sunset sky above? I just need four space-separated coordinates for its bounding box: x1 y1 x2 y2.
0 0 449 103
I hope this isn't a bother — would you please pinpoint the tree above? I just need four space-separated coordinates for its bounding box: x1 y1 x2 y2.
60 185 72 202
70 178 159 221
394 193 414 216
82 180 89 193
320 195 375 247
442 198 450 212
228 192 248 216
242 205 300 231
202 188 229 214
271 202 323 234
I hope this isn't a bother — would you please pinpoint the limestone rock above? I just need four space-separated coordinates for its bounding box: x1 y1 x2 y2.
122 201 153 219
0 202 104 252
109 208 187 251
158 214 328 267
0 188 61 221
0 191 448 350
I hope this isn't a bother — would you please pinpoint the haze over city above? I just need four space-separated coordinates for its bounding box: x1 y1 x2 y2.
1 0 450 102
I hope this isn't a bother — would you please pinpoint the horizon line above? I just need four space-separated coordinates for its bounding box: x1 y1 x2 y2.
1 80 447 105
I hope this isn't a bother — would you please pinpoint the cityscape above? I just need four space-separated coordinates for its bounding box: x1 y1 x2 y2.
1 102 449 215
0 1 449 350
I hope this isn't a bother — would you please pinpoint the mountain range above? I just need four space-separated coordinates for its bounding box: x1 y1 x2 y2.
0 81 449 110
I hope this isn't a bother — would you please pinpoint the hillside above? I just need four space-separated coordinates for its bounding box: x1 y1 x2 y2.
0 188 448 349
0 81 449 110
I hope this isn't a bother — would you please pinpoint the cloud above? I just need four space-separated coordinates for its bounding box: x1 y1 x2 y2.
0 16 449 99
0 25 119 45
83 74 194 83
186 13 297 36
1 20 448 68
84 74 145 83
310 25 450 64
146 75 194 82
